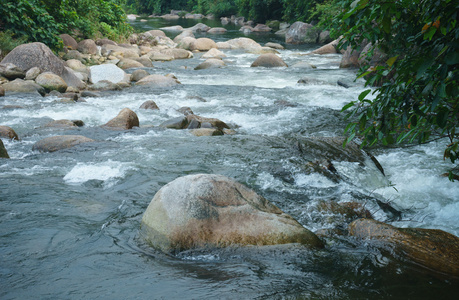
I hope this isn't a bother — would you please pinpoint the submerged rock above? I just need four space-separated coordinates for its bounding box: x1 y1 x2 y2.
103 108 139 130
141 174 324 253
33 135 94 152
349 218 459 276
139 100 159 110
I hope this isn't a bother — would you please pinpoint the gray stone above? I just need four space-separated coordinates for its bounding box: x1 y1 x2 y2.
0 63 25 80
189 38 217 52
0 126 19 140
140 174 324 252
131 69 149 82
2 79 45 96
1 42 85 89
159 116 188 129
117 58 144 69
33 135 94 152
89 80 122 91
35 72 68 93
136 75 179 88
186 23 210 32
286 22 320 44
190 128 223 136
77 39 98 55
25 67 41 80
139 100 159 110
89 64 129 84
194 58 225 70
207 27 227 34
59 34 78 50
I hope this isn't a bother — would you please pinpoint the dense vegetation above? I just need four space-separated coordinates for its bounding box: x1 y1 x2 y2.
0 0 132 52
125 0 336 23
334 0 459 178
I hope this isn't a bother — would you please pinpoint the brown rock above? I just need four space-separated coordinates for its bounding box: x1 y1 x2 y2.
77 39 98 55
139 100 159 110
349 218 459 276
0 63 25 80
253 24 272 32
251 54 288 68
189 38 217 52
0 86 4 97
35 72 68 93
141 174 324 252
194 58 225 70
43 119 81 128
2 79 46 96
310 39 340 55
190 128 223 136
0 126 19 140
131 69 149 82
32 135 94 152
207 27 227 34
103 108 139 130
117 58 144 69
136 74 180 88
95 38 117 46
59 34 78 50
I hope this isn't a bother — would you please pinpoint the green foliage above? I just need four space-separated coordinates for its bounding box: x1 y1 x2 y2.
0 0 132 52
0 0 64 50
335 0 459 178
0 30 28 59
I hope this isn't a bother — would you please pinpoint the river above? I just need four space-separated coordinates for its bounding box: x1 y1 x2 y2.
1 17 458 299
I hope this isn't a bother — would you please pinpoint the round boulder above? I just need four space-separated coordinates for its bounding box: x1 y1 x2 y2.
0 126 19 140
207 27 227 34
32 135 94 152
139 100 159 110
285 21 319 44
103 108 139 130
349 218 459 276
89 64 129 85
189 38 217 52
77 39 98 55
194 58 225 70
2 79 45 96
35 72 68 93
141 174 324 252
251 54 288 68
0 63 25 80
136 74 180 88
201 48 226 59
131 69 150 82
59 34 78 50
25 67 41 80
117 58 144 70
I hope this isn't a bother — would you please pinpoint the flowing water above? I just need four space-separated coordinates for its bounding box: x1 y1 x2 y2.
1 18 459 299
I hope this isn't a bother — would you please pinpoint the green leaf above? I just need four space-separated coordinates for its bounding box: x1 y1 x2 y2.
386 55 399 67
445 51 459 65
424 26 437 40
382 15 391 33
436 110 448 128
341 101 355 112
357 70 373 79
358 89 372 101
416 58 434 78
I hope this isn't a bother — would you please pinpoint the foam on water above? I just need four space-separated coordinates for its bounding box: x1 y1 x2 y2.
63 160 136 188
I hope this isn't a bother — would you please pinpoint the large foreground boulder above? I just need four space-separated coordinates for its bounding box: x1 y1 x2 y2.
349 218 459 276
141 174 324 252
0 139 9 158
1 42 85 89
103 108 139 130
33 135 94 152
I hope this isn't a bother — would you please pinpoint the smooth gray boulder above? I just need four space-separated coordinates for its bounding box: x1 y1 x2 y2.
59 34 78 50
2 79 45 96
141 174 324 252
189 38 217 52
32 135 94 152
136 74 179 88
194 58 225 70
286 22 320 44
1 42 85 89
77 39 98 55
130 69 149 82
0 63 25 80
89 64 129 84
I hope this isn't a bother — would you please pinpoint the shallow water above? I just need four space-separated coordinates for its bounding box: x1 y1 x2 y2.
1 17 459 299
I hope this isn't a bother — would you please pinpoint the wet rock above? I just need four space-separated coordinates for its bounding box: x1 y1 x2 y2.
0 126 19 140
297 77 327 85
77 39 98 55
340 41 369 68
251 54 288 68
190 128 223 136
187 23 210 32
202 48 227 59
35 72 68 93
160 48 193 59
173 30 195 43
131 69 149 82
266 20 281 30
226 37 261 50
186 115 230 131
286 22 319 44
207 27 227 34
33 135 94 152
103 108 139 130
159 116 188 129
190 38 217 52
0 63 25 80
265 42 284 50
136 74 180 88
0 139 9 158
349 218 459 276
139 100 159 110
194 58 226 70
117 58 144 69
337 80 351 88
291 62 316 69
140 174 324 253
59 34 78 50
177 106 193 116
309 39 340 55
253 24 272 32
43 119 83 129
95 38 117 46
1 42 85 89
2 79 46 96
88 80 122 91
247 47 280 55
